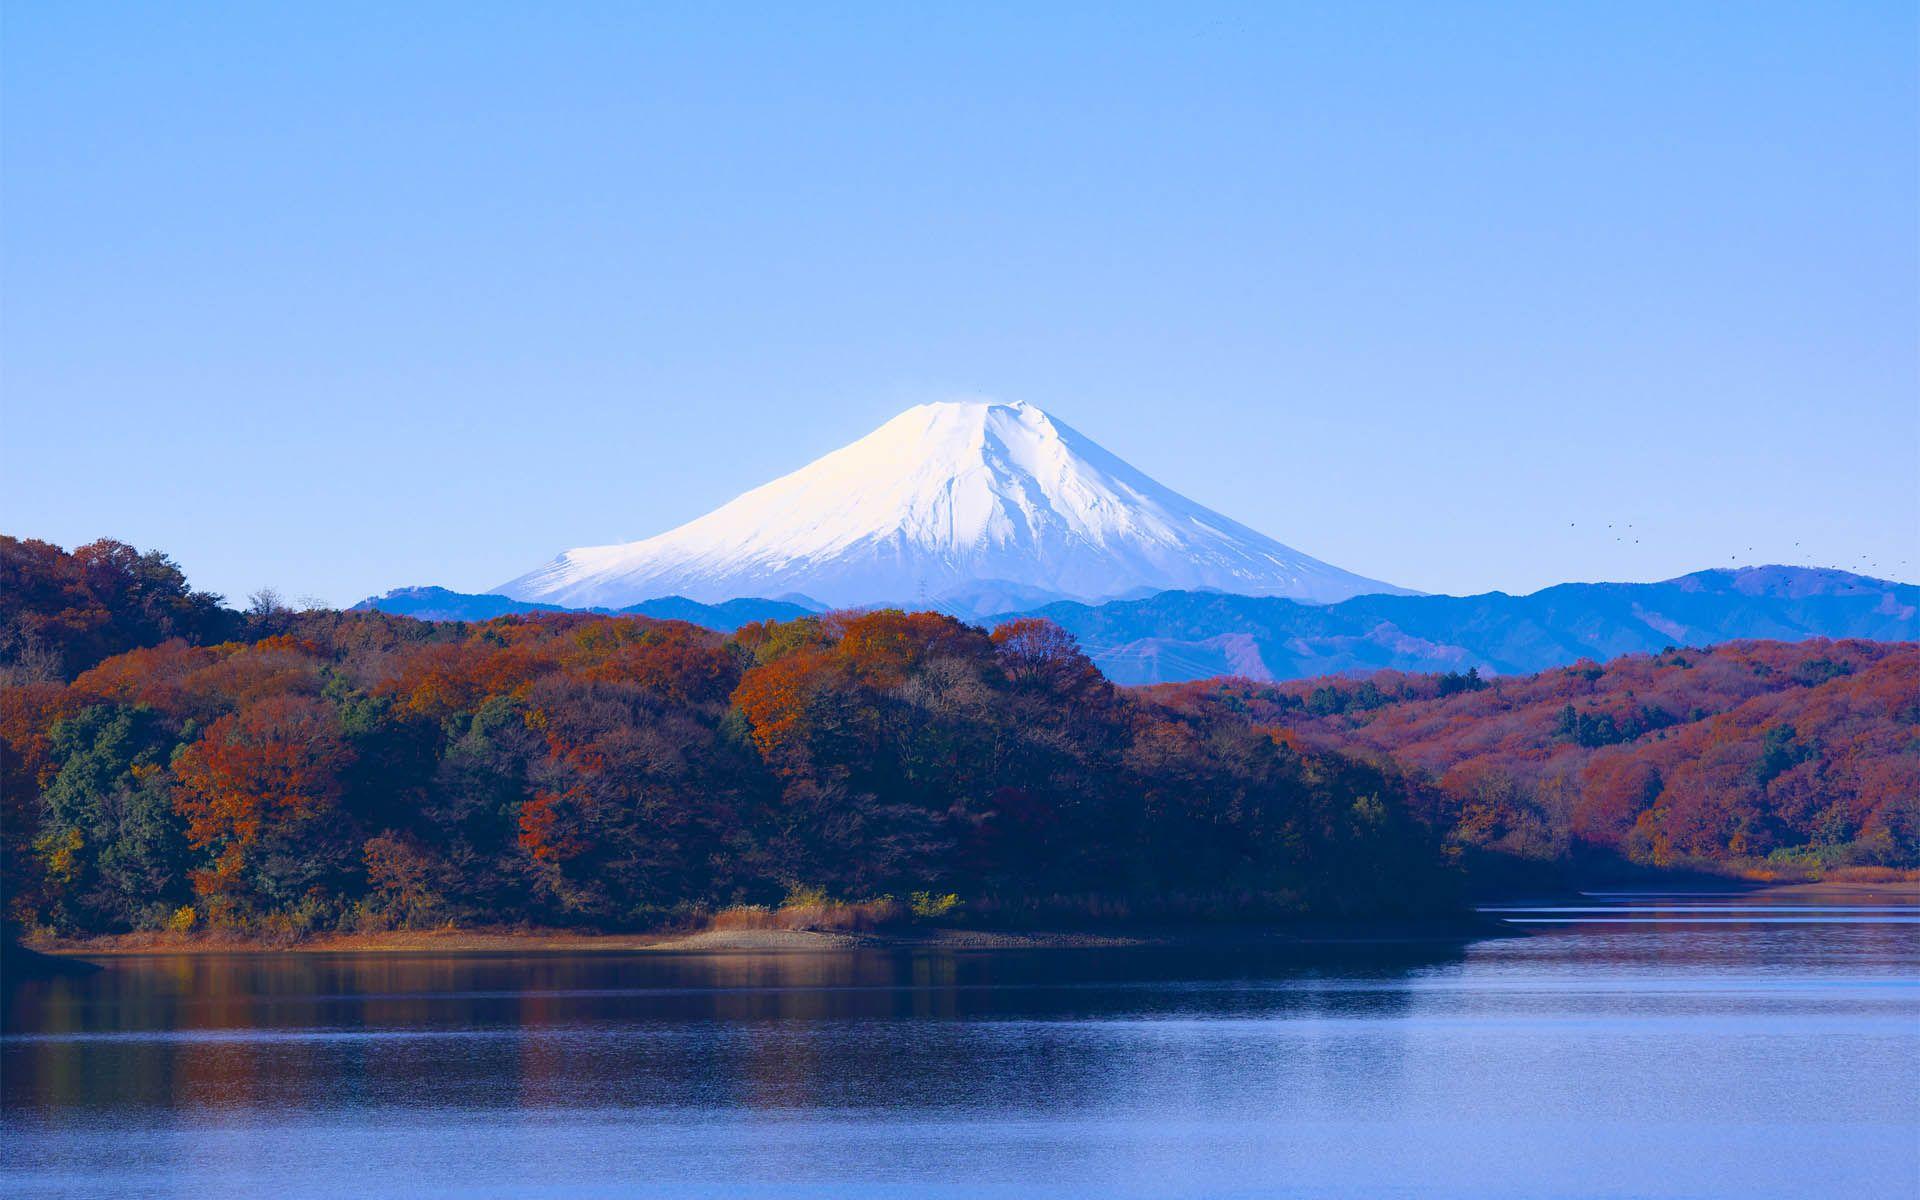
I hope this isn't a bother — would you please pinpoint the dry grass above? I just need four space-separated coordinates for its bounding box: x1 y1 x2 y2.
1732 863 1920 885
707 897 908 933
24 926 678 955
1822 865 1920 883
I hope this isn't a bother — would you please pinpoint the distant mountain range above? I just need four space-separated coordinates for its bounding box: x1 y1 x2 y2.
495 399 1407 610
357 566 1916 684
993 566 1917 683
357 400 1913 682
350 586 816 632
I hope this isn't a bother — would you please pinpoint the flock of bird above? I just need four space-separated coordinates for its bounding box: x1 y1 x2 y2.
1566 522 1906 577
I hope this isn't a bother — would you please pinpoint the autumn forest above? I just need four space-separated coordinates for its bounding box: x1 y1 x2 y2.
3 537 1915 942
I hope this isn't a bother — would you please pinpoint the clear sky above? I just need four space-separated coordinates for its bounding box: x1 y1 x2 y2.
4 3 1915 606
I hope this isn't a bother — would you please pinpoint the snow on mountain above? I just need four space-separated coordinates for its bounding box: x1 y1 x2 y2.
496 400 1408 611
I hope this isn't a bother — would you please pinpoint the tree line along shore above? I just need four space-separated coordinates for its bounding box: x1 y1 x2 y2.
3 536 1914 950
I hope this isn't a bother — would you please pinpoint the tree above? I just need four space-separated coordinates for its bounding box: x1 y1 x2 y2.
33 704 189 931
0 537 232 680
171 695 356 921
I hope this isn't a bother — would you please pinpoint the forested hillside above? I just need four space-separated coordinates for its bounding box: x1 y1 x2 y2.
4 536 1915 943
1 538 1448 938
1148 640 1919 877
0 536 235 679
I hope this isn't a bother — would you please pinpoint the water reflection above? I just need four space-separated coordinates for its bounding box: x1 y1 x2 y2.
4 942 1455 1117
5 903 1917 1199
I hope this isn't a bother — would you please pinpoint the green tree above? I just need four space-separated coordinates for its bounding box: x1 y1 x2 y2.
34 704 189 931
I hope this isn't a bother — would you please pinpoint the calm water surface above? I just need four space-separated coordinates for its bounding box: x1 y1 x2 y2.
5 894 1917 1199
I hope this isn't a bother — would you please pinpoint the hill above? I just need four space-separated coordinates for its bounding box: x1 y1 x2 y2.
2 606 1454 939
5 536 1914 938
1148 639 1920 878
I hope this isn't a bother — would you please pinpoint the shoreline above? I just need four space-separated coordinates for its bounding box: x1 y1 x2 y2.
23 880 1913 960
1720 878 1918 898
1478 877 1920 903
24 915 1509 958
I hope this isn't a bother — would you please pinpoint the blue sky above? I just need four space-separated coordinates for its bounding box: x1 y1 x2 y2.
4 3 1915 606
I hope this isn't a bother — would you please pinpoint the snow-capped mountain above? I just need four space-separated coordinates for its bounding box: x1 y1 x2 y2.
497 400 1407 611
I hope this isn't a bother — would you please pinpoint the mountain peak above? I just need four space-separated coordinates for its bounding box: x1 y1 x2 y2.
498 399 1406 611
910 396 1035 414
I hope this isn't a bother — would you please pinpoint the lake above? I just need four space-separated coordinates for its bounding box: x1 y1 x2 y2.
5 893 1917 1199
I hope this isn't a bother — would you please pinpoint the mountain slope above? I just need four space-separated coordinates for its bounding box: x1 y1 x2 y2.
497 400 1405 610
995 567 1919 684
